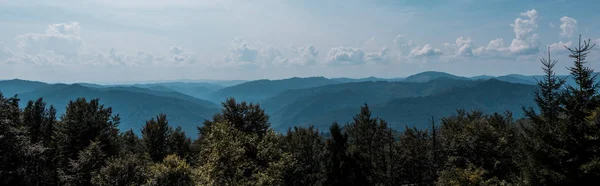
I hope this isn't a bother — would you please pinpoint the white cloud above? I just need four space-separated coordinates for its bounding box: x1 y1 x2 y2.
444 36 473 57
394 34 414 48
559 16 577 38
0 42 13 61
15 22 84 57
326 47 365 65
259 45 288 65
509 9 540 55
548 41 572 54
409 44 442 58
290 44 319 65
473 38 510 56
225 37 259 63
364 47 390 62
170 46 184 55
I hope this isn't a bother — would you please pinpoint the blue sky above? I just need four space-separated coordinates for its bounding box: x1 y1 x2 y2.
1 0 599 83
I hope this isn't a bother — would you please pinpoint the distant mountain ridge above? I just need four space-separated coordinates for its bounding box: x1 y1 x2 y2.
1 71 571 134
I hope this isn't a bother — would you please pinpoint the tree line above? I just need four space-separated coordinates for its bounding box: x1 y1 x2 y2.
0 36 599 185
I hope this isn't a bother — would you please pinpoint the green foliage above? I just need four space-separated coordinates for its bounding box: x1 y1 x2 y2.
59 141 107 186
91 153 151 186
394 127 436 185
281 125 326 186
168 126 192 161
54 98 120 168
22 98 56 145
323 122 363 186
145 154 195 186
141 114 172 162
436 164 509 186
521 36 600 185
440 110 519 183
346 104 395 185
196 121 291 186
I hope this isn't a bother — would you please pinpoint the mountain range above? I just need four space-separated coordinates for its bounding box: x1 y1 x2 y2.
1 71 559 135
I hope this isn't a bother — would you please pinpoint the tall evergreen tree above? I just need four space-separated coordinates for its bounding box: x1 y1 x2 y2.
141 114 173 162
521 36 600 184
281 125 326 186
168 126 192 161
22 98 57 145
54 98 120 168
324 122 364 186
345 104 395 185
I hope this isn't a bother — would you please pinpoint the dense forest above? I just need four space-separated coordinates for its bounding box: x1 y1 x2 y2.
1 37 599 185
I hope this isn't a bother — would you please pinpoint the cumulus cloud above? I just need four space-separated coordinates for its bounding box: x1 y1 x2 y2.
559 16 577 38
0 42 13 61
170 46 184 55
260 45 288 65
326 47 365 65
394 34 414 48
509 9 540 55
473 38 510 56
222 37 296 67
15 22 84 57
409 44 443 58
225 37 259 63
290 44 319 65
364 48 390 62
474 9 540 57
548 41 572 53
444 36 473 57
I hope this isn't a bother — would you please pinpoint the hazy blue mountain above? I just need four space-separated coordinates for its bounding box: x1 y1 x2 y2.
15 84 219 136
0 79 49 97
75 83 107 88
470 75 494 80
208 77 339 103
131 82 224 99
269 79 536 131
266 78 482 130
331 76 405 83
404 71 470 82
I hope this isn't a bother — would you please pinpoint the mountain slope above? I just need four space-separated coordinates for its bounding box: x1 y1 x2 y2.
17 84 219 136
0 79 49 97
404 71 470 82
270 79 536 131
266 78 482 130
208 77 339 103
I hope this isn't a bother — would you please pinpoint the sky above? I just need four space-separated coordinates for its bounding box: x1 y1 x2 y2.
1 0 600 84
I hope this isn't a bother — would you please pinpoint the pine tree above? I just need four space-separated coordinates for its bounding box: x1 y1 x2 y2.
281 125 326 186
141 114 173 162
345 104 394 185
22 98 57 145
324 122 364 186
54 98 120 168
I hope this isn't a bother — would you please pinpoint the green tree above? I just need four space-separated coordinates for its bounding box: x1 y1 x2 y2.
22 98 57 145
324 122 364 186
120 129 141 155
394 127 435 185
196 121 291 186
521 36 600 184
345 104 395 185
54 98 120 168
59 141 107 186
141 114 172 162
168 126 192 161
92 153 151 186
201 98 270 137
0 93 30 185
281 125 326 186
440 110 519 184
145 154 195 186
